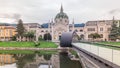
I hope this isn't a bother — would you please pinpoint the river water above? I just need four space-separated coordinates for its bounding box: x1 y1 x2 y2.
0 50 82 68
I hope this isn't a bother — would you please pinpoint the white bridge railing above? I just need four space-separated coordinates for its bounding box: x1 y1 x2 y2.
72 43 120 67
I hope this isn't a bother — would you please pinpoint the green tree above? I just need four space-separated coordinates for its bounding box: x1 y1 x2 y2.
11 36 17 41
109 20 119 41
16 19 25 41
89 33 101 41
24 31 35 41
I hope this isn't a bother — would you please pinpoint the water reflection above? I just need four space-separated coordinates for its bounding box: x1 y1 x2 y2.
0 51 82 68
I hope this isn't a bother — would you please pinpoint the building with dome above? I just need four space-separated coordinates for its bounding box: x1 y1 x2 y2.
52 5 70 41
2 5 120 41
34 5 85 41
25 5 116 42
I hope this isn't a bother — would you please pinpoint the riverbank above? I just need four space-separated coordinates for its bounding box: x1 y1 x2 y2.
0 47 71 51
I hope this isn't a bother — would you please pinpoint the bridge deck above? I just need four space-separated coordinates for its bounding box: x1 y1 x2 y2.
72 43 120 68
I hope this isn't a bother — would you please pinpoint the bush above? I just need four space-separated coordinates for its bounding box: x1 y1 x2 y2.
38 35 43 41
11 36 17 41
34 42 40 47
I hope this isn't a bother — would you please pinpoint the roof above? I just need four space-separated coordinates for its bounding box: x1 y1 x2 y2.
24 23 39 25
41 23 85 28
4 26 16 29
74 23 85 27
55 12 68 19
41 23 49 28
55 5 68 19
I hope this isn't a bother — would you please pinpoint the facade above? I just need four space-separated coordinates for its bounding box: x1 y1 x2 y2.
84 20 113 41
36 6 85 41
52 5 69 41
23 23 40 32
23 6 118 41
0 25 17 41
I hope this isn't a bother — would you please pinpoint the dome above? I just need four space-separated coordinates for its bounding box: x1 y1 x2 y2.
55 5 69 19
55 12 68 19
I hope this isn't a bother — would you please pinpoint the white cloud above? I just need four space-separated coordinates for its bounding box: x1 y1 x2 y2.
0 0 120 24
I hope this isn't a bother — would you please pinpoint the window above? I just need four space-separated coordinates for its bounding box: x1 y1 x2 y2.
69 30 72 32
46 30 48 32
10 30 12 36
87 28 95 31
80 30 83 32
41 30 44 32
107 28 111 31
60 19 62 22
100 28 103 31
100 34 103 38
65 20 67 22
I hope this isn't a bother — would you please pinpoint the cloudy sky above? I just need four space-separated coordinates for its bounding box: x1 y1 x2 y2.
0 0 120 24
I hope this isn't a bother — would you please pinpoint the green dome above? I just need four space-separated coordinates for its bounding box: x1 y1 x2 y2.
55 5 68 19
55 12 68 19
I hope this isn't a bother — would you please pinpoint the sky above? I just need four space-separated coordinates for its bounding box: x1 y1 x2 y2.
0 0 120 24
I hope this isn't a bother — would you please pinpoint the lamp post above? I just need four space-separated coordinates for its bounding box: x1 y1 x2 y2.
51 20 54 42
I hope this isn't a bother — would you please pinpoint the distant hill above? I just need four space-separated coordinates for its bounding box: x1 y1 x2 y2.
0 23 17 27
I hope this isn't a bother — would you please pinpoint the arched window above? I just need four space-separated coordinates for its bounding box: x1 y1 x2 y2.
80 30 83 32
100 34 103 38
69 30 72 32
46 30 48 32
41 30 44 32
60 19 62 22
65 20 67 22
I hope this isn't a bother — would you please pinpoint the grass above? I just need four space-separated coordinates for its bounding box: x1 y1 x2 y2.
37 41 58 48
0 41 58 48
98 41 120 46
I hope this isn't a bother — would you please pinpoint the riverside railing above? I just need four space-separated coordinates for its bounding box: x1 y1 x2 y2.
72 43 120 67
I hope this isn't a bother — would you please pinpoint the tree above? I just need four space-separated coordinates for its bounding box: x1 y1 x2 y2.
11 36 17 41
16 19 25 41
89 33 101 41
24 31 35 41
109 20 119 41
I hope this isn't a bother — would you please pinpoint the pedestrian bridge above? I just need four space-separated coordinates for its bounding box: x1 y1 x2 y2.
72 42 120 68
60 32 120 68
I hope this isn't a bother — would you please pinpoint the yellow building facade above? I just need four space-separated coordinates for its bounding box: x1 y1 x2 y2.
0 26 17 41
